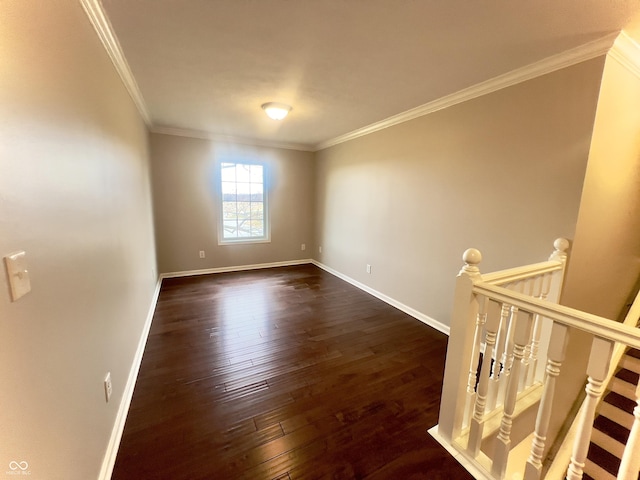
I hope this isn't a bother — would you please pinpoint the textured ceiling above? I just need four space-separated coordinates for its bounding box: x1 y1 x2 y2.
100 0 640 150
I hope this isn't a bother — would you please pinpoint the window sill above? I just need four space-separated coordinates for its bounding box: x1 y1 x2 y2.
218 237 271 246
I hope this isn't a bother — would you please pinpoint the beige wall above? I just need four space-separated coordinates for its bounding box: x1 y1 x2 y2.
314 58 605 325
0 2 157 479
562 54 640 319
150 133 315 274
548 49 640 459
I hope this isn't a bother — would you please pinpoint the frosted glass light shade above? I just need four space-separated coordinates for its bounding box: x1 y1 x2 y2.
262 102 292 120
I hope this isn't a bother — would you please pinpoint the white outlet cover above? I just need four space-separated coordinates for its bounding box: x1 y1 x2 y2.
4 251 31 301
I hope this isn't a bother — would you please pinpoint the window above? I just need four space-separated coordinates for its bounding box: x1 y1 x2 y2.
219 162 269 243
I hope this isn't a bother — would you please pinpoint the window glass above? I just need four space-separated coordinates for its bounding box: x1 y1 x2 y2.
219 162 268 243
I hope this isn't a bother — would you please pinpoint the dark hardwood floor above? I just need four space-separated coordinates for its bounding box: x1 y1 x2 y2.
112 264 472 479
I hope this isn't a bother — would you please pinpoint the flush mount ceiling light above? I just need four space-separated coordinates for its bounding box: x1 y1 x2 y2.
261 102 292 120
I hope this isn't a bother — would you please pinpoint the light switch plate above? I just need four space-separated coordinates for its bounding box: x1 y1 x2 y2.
4 251 31 301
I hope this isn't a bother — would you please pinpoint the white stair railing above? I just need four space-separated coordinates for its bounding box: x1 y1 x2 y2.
545 286 640 480
438 239 569 445
433 239 640 480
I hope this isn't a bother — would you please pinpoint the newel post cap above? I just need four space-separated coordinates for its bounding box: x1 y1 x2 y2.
550 237 570 261
460 248 482 276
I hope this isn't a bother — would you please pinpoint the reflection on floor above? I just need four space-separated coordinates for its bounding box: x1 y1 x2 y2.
112 264 473 480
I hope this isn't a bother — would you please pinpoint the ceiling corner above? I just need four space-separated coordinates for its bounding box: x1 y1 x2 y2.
609 31 640 79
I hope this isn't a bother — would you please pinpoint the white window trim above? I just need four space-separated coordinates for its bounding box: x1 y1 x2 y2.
216 160 271 246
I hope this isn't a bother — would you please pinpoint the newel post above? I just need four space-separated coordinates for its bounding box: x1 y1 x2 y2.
438 248 483 442
548 237 569 302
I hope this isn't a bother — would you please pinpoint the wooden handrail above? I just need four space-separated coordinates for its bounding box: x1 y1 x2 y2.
481 260 563 286
473 282 640 349
544 285 640 480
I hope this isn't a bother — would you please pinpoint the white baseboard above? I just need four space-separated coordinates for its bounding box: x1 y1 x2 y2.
311 260 449 335
163 259 449 334
98 278 162 480
160 258 314 279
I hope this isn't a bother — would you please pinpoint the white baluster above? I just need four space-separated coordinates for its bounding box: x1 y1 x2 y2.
492 309 534 479
504 282 525 374
488 302 511 410
521 276 543 390
463 297 488 428
566 337 614 480
530 272 553 384
524 320 540 388
524 276 536 296
617 377 640 480
523 322 569 480
468 299 502 456
540 272 552 302
497 299 520 404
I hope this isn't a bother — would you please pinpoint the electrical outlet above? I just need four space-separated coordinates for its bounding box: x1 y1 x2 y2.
199 250 205 258
104 372 112 403
301 243 306 251
366 264 372 274
319 246 322 253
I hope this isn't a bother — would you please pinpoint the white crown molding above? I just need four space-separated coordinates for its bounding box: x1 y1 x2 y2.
608 30 640 80
150 126 315 152
315 33 618 151
80 0 151 125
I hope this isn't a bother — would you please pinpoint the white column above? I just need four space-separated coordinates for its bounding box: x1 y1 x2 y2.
521 276 543 390
464 297 487 428
523 322 569 480
566 337 614 480
488 302 511 410
492 309 534 479
468 299 501 456
497 301 519 404
617 377 640 480
529 272 553 384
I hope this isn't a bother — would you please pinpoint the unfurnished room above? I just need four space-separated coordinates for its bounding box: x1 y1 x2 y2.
2 1 640 479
